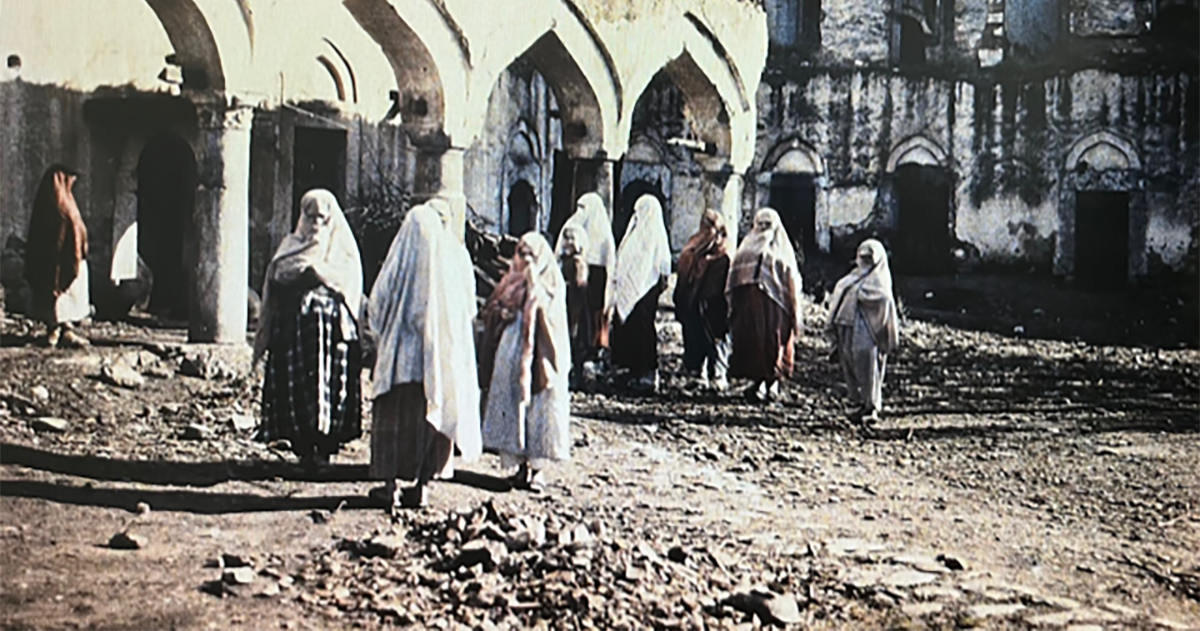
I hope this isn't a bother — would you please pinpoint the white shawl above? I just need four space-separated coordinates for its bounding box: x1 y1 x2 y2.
368 204 481 461
556 193 616 311
254 189 363 363
613 194 671 322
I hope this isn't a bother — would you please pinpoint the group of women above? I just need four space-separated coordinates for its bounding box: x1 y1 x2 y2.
254 188 899 511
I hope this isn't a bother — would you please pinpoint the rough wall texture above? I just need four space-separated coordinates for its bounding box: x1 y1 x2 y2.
755 0 1199 283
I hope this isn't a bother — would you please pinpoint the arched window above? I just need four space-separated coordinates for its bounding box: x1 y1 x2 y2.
898 15 926 68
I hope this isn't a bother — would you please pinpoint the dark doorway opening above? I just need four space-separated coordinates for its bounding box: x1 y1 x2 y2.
617 178 666 244
137 134 196 317
768 173 817 261
549 150 576 240
1074 191 1129 288
894 164 951 275
507 179 536 236
898 16 926 68
292 126 346 226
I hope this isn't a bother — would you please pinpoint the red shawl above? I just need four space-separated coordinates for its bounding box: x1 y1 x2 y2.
673 209 728 312
25 166 87 298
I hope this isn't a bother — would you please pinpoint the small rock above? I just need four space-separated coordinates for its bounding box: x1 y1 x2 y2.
667 545 688 563
101 362 145 389
882 570 939 588
228 414 257 432
255 582 281 598
223 567 257 585
968 603 1025 619
1027 610 1077 627
220 553 251 568
936 553 965 571
135 502 151 516
1151 618 1191 630
902 602 944 617
30 417 69 433
30 385 49 401
723 591 803 625
108 532 145 550
359 534 404 559
309 510 331 525
181 424 211 440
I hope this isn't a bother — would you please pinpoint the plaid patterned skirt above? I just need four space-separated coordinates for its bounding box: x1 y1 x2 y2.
261 285 363 456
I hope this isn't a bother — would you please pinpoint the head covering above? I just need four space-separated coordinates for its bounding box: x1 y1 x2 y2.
613 194 672 322
254 189 363 362
826 239 900 353
25 165 86 298
368 204 482 461
480 232 568 401
556 193 616 308
676 209 729 292
726 208 803 333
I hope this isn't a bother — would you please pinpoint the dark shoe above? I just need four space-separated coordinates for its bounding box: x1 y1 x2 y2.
400 484 427 508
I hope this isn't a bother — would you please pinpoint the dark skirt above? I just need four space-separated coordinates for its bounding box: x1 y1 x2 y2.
261 285 362 457
587 266 609 351
610 286 662 373
728 285 794 381
370 383 453 482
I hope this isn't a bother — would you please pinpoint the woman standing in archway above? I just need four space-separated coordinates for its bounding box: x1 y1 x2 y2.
25 165 91 348
254 189 364 468
610 194 672 392
726 208 803 402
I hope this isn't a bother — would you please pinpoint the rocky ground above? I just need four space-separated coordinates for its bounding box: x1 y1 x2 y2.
0 275 1197 631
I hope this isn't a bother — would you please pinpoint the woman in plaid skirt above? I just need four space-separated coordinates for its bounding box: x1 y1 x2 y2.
254 189 364 468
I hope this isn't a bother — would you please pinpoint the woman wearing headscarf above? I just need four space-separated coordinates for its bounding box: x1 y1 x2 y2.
368 203 481 509
479 232 571 491
24 165 91 348
556 224 592 380
254 189 364 467
726 208 803 402
611 194 672 392
555 192 616 361
825 239 900 425
673 209 732 390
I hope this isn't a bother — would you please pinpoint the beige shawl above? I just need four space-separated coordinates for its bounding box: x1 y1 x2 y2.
556 193 615 310
826 239 900 353
726 208 803 333
254 189 363 363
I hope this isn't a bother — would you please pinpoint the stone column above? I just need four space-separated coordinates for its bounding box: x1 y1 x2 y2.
439 146 468 243
721 172 744 246
191 103 253 344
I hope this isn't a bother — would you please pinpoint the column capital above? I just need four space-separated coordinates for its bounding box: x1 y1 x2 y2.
197 103 254 132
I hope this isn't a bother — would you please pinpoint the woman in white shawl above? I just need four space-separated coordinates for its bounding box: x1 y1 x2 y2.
555 192 616 361
726 208 803 402
368 203 481 509
479 232 571 491
610 194 672 392
254 189 364 467
825 239 900 425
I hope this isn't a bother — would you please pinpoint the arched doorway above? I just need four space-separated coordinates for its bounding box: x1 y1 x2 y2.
137 134 196 317
507 179 536 236
894 164 952 275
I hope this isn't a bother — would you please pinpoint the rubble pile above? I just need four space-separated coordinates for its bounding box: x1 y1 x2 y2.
276 500 851 629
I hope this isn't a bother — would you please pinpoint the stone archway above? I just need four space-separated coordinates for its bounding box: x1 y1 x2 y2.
757 138 828 255
624 51 731 251
885 136 953 275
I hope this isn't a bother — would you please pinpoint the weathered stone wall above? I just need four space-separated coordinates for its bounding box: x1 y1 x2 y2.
755 0 1199 281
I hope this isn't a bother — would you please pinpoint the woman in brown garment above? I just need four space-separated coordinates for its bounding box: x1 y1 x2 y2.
726 208 803 401
24 165 91 348
673 209 731 390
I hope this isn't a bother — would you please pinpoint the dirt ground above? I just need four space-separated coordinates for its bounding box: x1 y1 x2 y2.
0 275 1197 631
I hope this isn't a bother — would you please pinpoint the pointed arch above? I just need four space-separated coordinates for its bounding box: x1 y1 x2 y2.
520 30 609 156
1065 130 1141 172
343 0 469 138
763 137 826 174
886 135 948 172
144 0 226 91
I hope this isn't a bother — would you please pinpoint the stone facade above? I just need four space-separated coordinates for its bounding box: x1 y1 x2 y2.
0 0 767 341
754 0 1199 284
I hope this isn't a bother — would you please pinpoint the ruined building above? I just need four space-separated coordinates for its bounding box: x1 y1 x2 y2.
753 0 1199 285
1 1 1196 345
0 0 767 342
